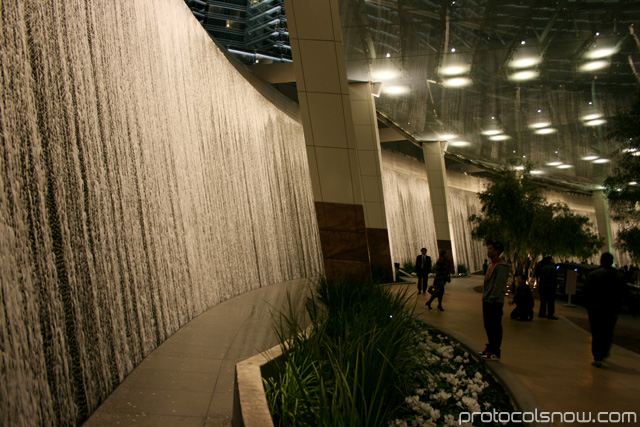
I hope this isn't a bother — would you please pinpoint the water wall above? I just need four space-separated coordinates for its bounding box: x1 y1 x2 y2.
0 0 322 424
381 150 439 267
447 172 487 273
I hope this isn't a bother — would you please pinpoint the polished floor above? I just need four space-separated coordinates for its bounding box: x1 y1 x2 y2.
84 275 640 426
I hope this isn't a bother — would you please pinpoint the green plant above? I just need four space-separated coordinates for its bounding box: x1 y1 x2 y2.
401 260 415 274
469 165 602 281
264 278 419 426
603 92 640 263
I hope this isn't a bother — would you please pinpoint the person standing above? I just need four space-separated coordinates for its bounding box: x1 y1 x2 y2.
479 240 509 360
584 252 628 368
535 256 558 319
426 249 450 311
415 248 432 295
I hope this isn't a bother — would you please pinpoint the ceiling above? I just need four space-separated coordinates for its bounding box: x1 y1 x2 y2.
338 0 640 189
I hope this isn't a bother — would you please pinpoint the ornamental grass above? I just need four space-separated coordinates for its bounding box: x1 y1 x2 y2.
264 278 518 427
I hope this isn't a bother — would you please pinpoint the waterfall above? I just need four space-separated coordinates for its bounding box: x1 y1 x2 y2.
0 0 322 424
381 151 439 266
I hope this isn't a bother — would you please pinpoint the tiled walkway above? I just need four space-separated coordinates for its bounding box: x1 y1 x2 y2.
84 278 313 427
410 275 640 424
84 275 640 426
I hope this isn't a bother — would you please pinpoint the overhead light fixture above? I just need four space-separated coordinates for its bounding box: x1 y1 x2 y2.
481 129 502 136
439 133 457 140
592 158 610 163
529 121 551 129
513 165 525 171
442 77 472 87
585 47 618 59
375 71 398 80
546 161 563 166
530 170 544 175
489 134 510 141
557 164 573 169
535 128 557 135
582 155 599 161
509 57 541 69
630 181 638 186
440 65 470 76
581 113 602 121
449 141 470 147
579 60 609 72
585 119 607 126
384 86 408 95
623 148 638 153
508 70 539 81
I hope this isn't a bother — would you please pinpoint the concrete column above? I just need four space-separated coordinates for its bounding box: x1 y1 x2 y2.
283 0 371 281
349 82 394 282
593 190 615 255
422 141 456 272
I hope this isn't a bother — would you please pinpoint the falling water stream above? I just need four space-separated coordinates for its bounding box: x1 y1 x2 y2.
0 0 322 424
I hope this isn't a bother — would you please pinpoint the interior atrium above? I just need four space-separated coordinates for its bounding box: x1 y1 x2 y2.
189 0 640 191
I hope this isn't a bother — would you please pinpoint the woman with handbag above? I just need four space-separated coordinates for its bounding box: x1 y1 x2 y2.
426 249 451 311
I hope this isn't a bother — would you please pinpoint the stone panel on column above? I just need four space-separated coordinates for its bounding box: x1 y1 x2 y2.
315 202 371 281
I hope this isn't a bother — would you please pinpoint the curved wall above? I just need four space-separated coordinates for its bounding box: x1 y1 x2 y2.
0 0 322 424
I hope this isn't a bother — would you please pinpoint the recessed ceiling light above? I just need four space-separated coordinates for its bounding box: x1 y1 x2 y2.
509 57 541 68
546 161 563 166
535 128 556 135
579 60 609 72
509 70 539 81
384 86 408 95
449 141 470 147
440 65 470 76
489 134 510 141
481 129 502 136
585 119 607 126
581 113 602 121
592 158 610 163
375 71 397 80
557 164 573 169
529 121 551 129
442 77 472 87
585 47 618 59
582 155 599 161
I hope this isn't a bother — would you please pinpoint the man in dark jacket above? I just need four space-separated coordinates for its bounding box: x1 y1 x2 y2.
584 252 628 368
415 248 432 295
535 256 558 319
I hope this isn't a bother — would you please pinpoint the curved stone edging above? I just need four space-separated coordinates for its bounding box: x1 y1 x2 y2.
233 325 548 427
233 345 282 427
